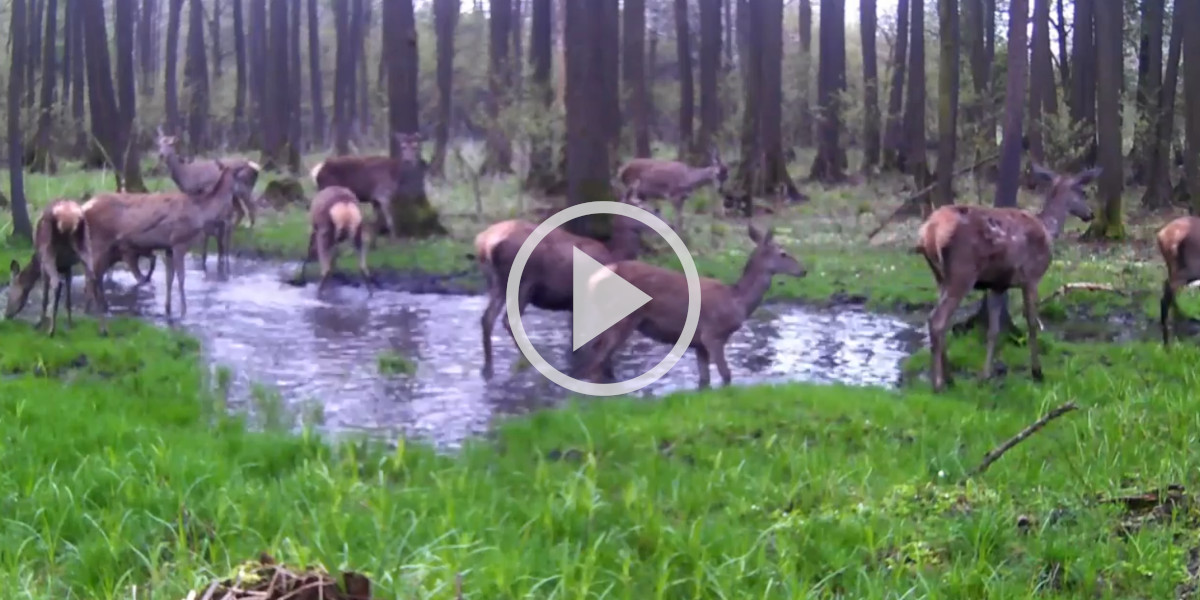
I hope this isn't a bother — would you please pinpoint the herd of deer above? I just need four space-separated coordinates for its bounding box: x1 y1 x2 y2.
7 137 1200 395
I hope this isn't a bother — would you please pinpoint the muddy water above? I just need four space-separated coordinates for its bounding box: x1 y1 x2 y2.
82 257 922 449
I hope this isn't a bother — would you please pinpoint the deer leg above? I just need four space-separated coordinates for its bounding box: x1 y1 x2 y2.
711 340 733 387
174 246 188 319
1161 278 1186 346
671 194 686 235
48 275 65 337
216 219 230 276
373 195 398 243
480 292 505 378
64 267 73 327
354 226 372 296
576 317 639 382
928 282 970 392
299 227 318 282
695 345 712 389
164 248 177 319
36 275 51 331
981 289 1005 380
316 230 334 295
1022 284 1043 382
87 251 113 336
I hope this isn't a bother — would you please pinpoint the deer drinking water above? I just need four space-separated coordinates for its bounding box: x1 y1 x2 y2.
575 224 807 389
616 152 728 234
82 161 242 334
472 188 656 378
309 132 426 243
915 164 1099 392
298 186 372 295
5 201 91 336
156 127 261 273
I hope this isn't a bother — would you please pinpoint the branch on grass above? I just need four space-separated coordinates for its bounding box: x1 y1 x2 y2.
1041 282 1123 305
965 401 1078 480
866 153 1000 242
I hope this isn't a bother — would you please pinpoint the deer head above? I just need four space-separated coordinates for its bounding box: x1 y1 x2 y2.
1031 163 1100 223
5 260 36 319
747 224 807 278
393 132 426 164
156 126 180 162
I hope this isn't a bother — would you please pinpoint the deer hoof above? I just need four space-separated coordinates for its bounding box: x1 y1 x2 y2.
1031 367 1044 382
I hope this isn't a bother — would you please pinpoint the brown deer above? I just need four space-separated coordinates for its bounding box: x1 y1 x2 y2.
575 224 807 389
82 161 242 333
472 187 656 378
156 127 261 272
298 186 372 295
309 132 426 242
1155 216 1200 346
5 200 90 335
616 152 728 233
915 164 1100 392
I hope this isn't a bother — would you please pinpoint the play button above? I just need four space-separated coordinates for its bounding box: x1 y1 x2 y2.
504 200 702 397
571 248 652 350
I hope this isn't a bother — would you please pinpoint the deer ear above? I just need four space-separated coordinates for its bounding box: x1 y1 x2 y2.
1030 163 1057 185
1074 166 1102 187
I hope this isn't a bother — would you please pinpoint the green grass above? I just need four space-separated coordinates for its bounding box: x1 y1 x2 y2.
5 311 1200 597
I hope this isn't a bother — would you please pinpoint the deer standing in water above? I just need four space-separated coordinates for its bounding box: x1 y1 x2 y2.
616 153 728 234
81 161 242 333
309 132 426 243
298 186 372 295
575 224 807 389
915 164 1099 392
5 201 92 335
472 187 657 378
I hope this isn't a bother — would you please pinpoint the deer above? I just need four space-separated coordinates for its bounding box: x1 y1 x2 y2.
309 132 426 243
574 224 806 389
298 185 372 295
915 164 1100 393
5 200 91 336
1154 216 1200 346
615 152 728 234
81 161 242 334
156 127 261 273
472 186 657 379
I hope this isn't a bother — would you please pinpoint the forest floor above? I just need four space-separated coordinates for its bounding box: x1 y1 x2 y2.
6 153 1200 597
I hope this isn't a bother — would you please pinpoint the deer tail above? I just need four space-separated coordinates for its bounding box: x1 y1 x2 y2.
329 201 362 240
52 202 85 236
309 161 326 185
246 160 263 173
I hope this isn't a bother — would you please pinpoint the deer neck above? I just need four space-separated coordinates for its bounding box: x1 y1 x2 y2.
732 252 773 318
163 150 188 183
680 167 716 192
1036 200 1070 240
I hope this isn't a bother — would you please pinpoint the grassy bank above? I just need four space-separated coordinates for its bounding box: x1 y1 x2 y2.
3 312 1200 597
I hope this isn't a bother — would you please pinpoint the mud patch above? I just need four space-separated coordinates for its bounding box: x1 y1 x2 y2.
183 553 373 600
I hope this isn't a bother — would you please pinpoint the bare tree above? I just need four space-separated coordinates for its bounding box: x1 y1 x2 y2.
1082 0 1124 238
7 0 33 240
1128 0 1164 185
901 0 928 183
565 0 615 232
624 0 651 157
484 0 514 173
263 0 298 171
881 0 909 170
28 0 59 172
233 0 248 140
1184 0 1200 207
307 0 326 147
185 0 211 149
385 0 420 155
1026 0 1056 165
249 0 268 145
796 0 813 147
523 0 557 191
164 0 184 133
933 0 958 206
695 0 721 160
1141 0 1183 209
860 0 880 171
139 0 158 96
430 0 460 176
675 0 694 159
332 0 354 154
808 0 847 182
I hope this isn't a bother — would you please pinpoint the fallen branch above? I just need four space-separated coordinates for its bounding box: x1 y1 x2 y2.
966 401 1078 479
1041 282 1123 305
866 153 1000 242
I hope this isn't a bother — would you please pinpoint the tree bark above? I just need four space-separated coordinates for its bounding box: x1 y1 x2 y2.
211 0 223 79
26 0 43 110
881 0 909 171
564 0 615 236
860 0 880 171
674 0 694 159
139 0 158 96
164 0 184 133
249 0 267 146
1068 0 1095 157
233 0 247 141
263 0 297 171
1082 0 1124 239
332 0 353 155
28 0 59 173
1026 0 1056 165
1184 0 1200 208
430 0 460 177
523 0 559 192
288 0 302 151
307 0 326 148
755 0 798 197
901 0 928 183
385 0 421 153
68 0 87 156
115 0 146 191
994 0 1029 210
84 0 145 190
602 0 621 148
1142 0 1183 209
1129 0 1164 187
7 0 33 241
696 0 721 160
808 0 847 182
933 0 958 206
185 0 211 150
624 0 651 157
796 0 813 147
484 0 514 173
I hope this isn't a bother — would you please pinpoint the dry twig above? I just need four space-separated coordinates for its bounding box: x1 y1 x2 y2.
1041 282 1122 304
866 153 1000 242
967 401 1079 479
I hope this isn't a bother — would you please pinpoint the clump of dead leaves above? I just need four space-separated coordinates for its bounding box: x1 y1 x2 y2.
182 553 372 600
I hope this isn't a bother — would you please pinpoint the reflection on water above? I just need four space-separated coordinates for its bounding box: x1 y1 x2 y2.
65 257 921 449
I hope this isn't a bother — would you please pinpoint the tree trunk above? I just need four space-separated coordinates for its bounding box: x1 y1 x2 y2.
511 0 523 96
356 1 371 141
249 0 267 146
115 0 146 191
307 0 326 148
430 0 460 177
483 0 514 173
385 0 420 150
933 0 958 206
624 0 651 158
881 0 909 171
675 0 694 160
1068 0 1095 154
288 0 302 151
7 0 33 241
26 0 43 110
263 0 297 171
901 0 928 183
564 0 615 236
1184 0 1200 208
695 0 720 160
28 0 59 173
1142 0 1184 209
808 0 847 182
233 0 247 142
602 0 620 149
523 0 559 192
1026 0 1055 165
211 0 223 79
139 0 157 96
332 0 353 155
1129 0 1164 187
185 0 211 150
733 0 760 192
84 0 145 191
68 0 87 156
860 0 880 171
755 0 798 197
164 0 184 133
1053 0 1070 90
796 0 813 147
1083 0 1124 239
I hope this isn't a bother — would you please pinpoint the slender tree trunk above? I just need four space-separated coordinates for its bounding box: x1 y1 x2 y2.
164 0 184 134
675 0 694 159
357 1 371 141
962 0 992 175
564 0 615 236
1068 0 1096 153
26 0 43 110
185 0 211 150
860 0 880 171
511 0 523 97
483 0 514 173
28 0 59 173
115 0 146 191
523 0 557 191
901 0 928 182
211 0 223 79
233 0 247 142
1129 0 1164 186
696 0 720 160
430 0 460 177
7 0 33 241
288 0 302 151
881 0 909 170
1083 0 1124 238
808 0 847 182
69 0 87 156
332 0 352 155
797 0 813 147
933 0 958 206
733 0 760 192
306 0 325 147
1053 0 1070 89
624 0 651 157
1183 0 1200 207
602 0 620 149
756 0 798 197
139 0 157 96
1027 0 1055 165
1142 0 1183 209
385 0 420 153
263 0 297 170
